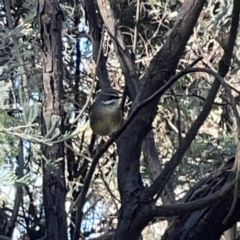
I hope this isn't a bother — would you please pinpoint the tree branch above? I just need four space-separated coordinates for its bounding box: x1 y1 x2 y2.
3 0 24 236
147 0 240 200
153 180 235 217
96 0 138 98
84 0 111 89
68 59 203 220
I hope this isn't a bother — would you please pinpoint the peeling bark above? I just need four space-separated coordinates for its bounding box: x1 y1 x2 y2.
38 0 67 239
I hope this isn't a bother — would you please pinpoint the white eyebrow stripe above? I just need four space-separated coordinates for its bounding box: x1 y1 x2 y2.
102 94 120 98
102 99 119 105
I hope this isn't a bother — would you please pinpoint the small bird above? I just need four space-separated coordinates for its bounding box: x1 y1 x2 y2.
89 88 123 136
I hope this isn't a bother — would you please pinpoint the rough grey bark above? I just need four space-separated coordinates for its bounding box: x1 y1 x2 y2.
38 0 67 239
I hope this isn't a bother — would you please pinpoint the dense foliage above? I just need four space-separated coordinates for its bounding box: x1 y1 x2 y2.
0 0 239 239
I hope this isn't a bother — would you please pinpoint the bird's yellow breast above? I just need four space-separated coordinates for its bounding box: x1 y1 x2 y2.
89 105 122 136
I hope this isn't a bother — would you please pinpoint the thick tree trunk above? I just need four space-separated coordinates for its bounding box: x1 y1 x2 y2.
38 1 67 239
115 1 206 239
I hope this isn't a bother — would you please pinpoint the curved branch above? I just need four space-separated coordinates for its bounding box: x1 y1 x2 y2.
69 64 225 225
146 68 237 200
147 0 240 199
153 180 235 217
68 58 202 229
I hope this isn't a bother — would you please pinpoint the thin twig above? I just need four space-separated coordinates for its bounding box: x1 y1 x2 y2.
98 163 121 203
153 179 235 217
140 0 239 203
68 58 202 216
73 24 106 240
170 88 182 145
163 92 226 106
133 0 140 57
3 0 24 236
147 69 238 200
71 24 105 125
